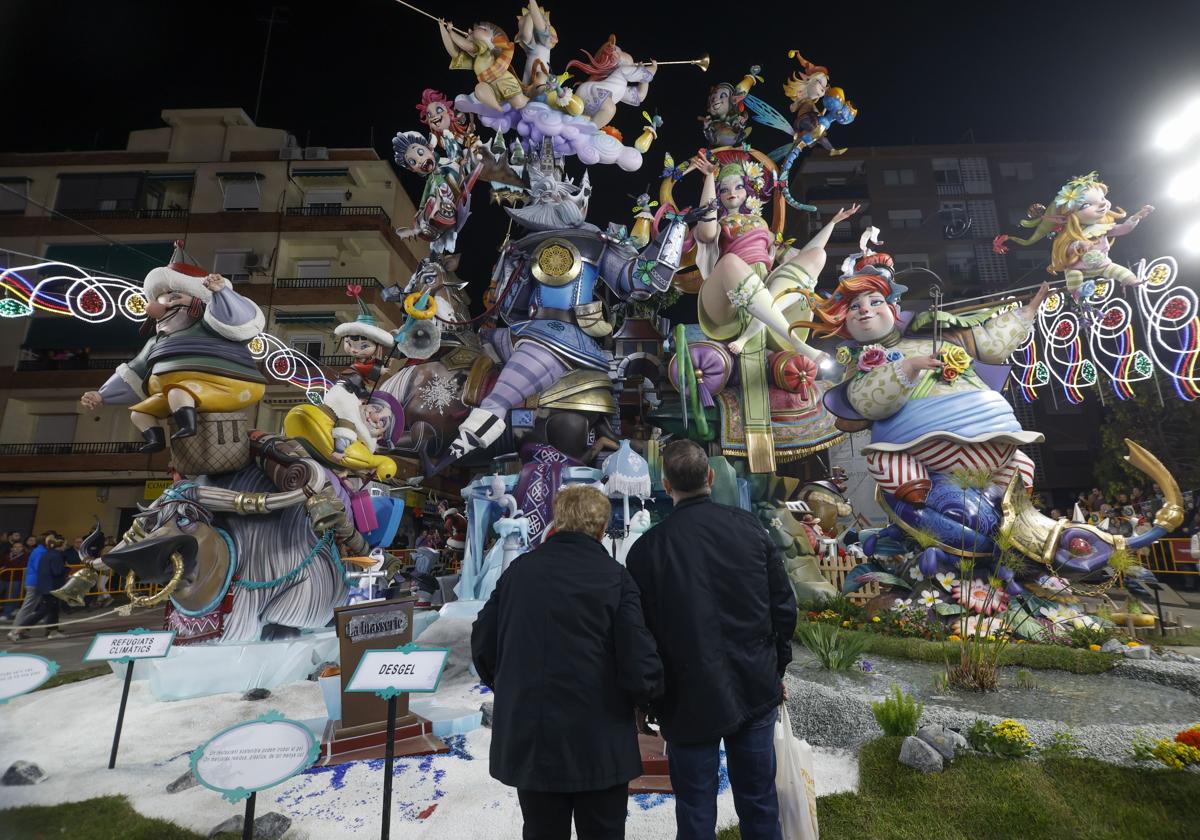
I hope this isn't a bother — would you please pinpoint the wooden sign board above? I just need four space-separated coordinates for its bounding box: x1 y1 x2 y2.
333 596 415 736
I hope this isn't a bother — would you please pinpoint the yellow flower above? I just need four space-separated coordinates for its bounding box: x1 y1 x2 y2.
836 346 852 366
940 344 972 375
1127 641 1140 647
872 616 881 623
841 620 850 628
1088 643 1102 651
948 634 961 642
1016 639 1026 644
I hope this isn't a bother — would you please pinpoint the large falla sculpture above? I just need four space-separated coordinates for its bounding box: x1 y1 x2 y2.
33 0 1186 646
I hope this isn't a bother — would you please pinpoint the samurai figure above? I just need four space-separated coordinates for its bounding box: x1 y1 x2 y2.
442 142 692 465
81 249 265 453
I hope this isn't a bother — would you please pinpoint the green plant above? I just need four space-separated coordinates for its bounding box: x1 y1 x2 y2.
871 683 924 737
1042 729 1083 757
1067 622 1115 649
1015 668 1037 690
967 718 1035 758
796 621 868 670
931 671 950 693
822 591 866 621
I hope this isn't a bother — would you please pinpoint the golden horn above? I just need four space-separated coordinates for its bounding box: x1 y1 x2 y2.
1124 439 1184 531
51 566 100 608
125 552 186 609
645 55 709 71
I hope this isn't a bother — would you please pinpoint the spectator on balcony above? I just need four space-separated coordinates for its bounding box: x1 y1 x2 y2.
8 533 67 641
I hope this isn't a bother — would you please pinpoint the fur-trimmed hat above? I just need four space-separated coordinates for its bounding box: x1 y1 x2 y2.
335 285 395 349
143 241 214 303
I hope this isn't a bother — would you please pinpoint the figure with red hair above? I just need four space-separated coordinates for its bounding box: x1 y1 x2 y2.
416 88 474 168
569 35 656 128
814 247 1051 506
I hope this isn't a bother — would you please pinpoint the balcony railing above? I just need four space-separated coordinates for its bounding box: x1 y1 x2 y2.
284 205 391 223
0 442 145 456
16 357 125 372
59 208 191 220
273 275 379 289
318 355 354 367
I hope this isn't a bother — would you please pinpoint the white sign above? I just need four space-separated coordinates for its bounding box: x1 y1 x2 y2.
346 646 449 697
192 714 317 802
84 630 176 662
0 653 57 703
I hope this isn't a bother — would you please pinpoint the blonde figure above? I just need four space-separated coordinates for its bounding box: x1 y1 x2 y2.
994 171 1153 299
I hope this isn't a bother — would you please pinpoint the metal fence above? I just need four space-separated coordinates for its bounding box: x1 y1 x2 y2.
0 442 144 456
273 275 379 289
16 357 124 372
0 565 164 615
284 205 390 223
1145 538 1198 577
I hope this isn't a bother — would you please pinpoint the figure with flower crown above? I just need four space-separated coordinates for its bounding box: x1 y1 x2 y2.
810 245 1052 510
994 170 1154 301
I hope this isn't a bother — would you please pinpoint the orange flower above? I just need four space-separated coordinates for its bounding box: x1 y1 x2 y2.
1175 728 1200 749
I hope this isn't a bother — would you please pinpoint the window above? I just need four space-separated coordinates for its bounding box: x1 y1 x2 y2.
0 178 29 214
999 162 1034 181
947 247 976 280
887 209 923 229
289 335 324 360
882 168 916 186
141 174 193 212
56 173 141 212
221 176 261 211
295 260 332 279
33 414 78 445
932 158 961 185
893 253 930 271
213 249 253 283
304 188 345 209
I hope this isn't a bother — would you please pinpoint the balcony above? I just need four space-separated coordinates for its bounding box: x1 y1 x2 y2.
0 442 145 456
0 441 170 475
63 208 191 220
273 275 379 290
285 205 391 224
16 357 124 372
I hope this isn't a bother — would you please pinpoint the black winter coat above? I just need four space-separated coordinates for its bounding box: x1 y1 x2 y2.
471 531 664 792
626 495 798 744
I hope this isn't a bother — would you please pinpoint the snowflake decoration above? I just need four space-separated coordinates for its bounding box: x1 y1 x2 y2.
417 373 459 415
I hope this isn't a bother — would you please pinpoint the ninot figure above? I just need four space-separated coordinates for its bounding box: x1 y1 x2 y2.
567 35 657 129
994 171 1154 300
333 290 396 400
416 88 476 170
440 19 529 112
81 250 266 453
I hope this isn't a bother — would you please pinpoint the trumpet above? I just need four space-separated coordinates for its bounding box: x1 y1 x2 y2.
638 55 710 72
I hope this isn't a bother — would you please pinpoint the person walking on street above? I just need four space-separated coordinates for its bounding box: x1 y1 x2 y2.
472 484 664 840
0 541 24 622
8 533 68 641
626 440 798 840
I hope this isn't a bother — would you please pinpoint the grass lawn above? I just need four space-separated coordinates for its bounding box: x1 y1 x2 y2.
797 626 1119 675
0 795 241 839
719 737 1200 840
1157 626 1200 647
36 664 111 692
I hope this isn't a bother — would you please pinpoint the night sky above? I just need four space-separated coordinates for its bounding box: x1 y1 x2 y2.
3 0 1200 295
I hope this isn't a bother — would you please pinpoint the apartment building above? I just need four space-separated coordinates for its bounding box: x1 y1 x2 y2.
0 107 427 539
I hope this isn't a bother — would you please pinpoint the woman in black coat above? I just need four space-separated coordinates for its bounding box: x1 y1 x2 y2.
472 485 663 840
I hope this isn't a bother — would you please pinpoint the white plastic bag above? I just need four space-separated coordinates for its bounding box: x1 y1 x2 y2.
774 703 819 840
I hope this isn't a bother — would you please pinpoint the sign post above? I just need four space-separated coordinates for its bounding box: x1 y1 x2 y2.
83 628 175 768
0 652 58 704
346 643 449 840
192 711 319 840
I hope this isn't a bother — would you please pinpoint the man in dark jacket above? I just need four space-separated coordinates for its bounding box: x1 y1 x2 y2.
472 484 663 840
627 440 798 840
8 532 67 641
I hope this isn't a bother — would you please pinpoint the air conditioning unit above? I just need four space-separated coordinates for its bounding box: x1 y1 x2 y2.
279 147 302 160
244 252 262 270
303 147 329 160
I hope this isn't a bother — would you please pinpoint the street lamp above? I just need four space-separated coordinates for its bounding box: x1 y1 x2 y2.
1154 97 1200 152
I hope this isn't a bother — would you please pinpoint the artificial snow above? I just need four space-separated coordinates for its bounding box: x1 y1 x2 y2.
0 618 858 837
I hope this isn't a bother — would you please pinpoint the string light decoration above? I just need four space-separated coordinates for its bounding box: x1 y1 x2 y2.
1008 255 1197 403
1 255 332 397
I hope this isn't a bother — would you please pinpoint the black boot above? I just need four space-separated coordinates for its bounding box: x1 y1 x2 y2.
139 426 167 453
170 406 199 441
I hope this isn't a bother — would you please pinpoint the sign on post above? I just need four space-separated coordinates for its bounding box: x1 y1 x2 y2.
192 711 319 840
346 643 449 840
84 628 176 768
0 652 58 704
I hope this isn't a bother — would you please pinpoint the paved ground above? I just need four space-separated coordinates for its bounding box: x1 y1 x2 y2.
1 604 161 671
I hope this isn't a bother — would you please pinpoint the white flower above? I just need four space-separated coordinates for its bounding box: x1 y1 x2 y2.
1039 605 1081 625
919 589 942 607
744 195 764 215
744 161 764 180
935 572 957 591
907 565 925 582
889 598 913 612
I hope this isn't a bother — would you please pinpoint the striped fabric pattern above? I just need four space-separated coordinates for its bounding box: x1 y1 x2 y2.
866 440 1036 495
481 342 568 416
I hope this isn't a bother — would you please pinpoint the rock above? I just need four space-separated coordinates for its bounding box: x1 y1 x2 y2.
480 701 494 728
253 812 292 839
899 735 943 773
166 769 197 794
242 687 272 701
1124 646 1156 660
208 812 290 839
2 761 46 785
1100 638 1125 654
916 724 968 761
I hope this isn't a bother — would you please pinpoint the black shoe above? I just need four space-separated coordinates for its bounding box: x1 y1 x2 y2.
170 406 199 440
140 426 167 453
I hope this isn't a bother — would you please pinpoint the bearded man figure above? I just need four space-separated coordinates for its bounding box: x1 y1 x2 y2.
81 247 267 453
